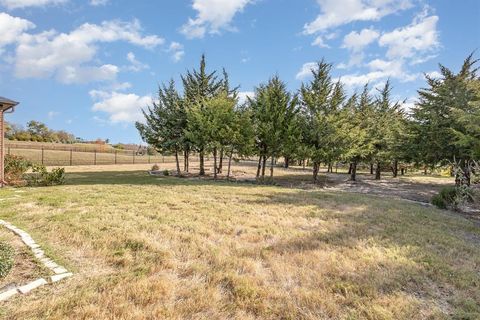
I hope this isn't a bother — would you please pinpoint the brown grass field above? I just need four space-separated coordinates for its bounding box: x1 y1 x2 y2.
0 163 478 319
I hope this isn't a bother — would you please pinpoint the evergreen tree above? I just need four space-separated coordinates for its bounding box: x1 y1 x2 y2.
299 61 347 182
182 54 225 175
411 53 480 185
250 76 298 180
136 80 186 174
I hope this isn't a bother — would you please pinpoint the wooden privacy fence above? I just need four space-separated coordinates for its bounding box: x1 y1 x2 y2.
6 146 179 166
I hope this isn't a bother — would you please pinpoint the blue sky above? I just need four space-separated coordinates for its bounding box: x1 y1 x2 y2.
1 0 479 143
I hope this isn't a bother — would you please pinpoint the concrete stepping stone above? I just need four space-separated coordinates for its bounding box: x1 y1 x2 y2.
0 288 18 302
17 278 47 294
50 273 73 283
0 220 73 302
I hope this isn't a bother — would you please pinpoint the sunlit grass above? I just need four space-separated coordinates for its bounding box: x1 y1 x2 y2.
0 169 477 319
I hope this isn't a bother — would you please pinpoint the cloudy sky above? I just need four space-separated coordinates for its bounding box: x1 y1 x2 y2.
1 0 479 143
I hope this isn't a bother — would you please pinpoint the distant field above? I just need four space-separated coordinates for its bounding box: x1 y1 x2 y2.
5 140 117 153
8 148 175 166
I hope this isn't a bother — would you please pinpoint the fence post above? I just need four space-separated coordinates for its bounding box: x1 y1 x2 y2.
148 155 150 164
41 148 44 165
162 155 165 163
132 151 135 164
94 150 97 165
115 150 117 165
70 149 73 166
7 147 10 155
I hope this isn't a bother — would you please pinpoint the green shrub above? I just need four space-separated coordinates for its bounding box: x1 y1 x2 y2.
44 167 66 186
4 155 31 186
432 186 458 209
26 165 65 186
151 164 160 171
0 242 14 279
163 169 170 176
432 186 474 209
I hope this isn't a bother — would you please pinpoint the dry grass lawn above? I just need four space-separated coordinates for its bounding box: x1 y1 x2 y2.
0 166 478 319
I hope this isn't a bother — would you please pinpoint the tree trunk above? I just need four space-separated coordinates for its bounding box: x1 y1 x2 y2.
184 150 189 173
183 150 187 172
401 168 404 175
256 155 262 178
227 147 234 178
284 157 289 168
174 149 181 175
370 163 374 175
270 156 275 178
303 159 306 170
213 147 217 180
375 161 381 180
393 159 398 178
261 155 267 178
348 163 353 175
350 160 357 181
199 149 205 176
313 162 320 183
218 148 223 173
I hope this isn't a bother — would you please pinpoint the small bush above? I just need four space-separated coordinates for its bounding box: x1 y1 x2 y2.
0 242 14 279
44 167 66 186
151 164 160 171
163 169 170 176
4 155 31 186
432 186 474 210
432 186 458 209
26 165 65 186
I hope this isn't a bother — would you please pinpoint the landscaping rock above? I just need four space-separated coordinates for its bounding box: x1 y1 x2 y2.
50 273 73 283
18 278 47 294
0 288 18 301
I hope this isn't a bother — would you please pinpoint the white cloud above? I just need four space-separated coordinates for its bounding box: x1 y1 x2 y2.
296 62 318 80
0 0 66 10
90 0 108 6
304 0 412 34
47 111 59 119
0 13 35 48
237 91 254 104
342 28 379 52
167 42 184 62
425 70 441 79
13 19 163 83
336 58 418 88
401 96 418 112
379 12 439 59
56 64 119 84
90 90 151 123
340 28 379 67
126 52 149 72
180 0 253 39
311 36 330 48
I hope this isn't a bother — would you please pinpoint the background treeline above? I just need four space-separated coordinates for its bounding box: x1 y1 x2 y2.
137 54 480 188
6 120 77 143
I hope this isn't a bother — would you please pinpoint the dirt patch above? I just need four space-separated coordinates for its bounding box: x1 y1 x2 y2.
0 228 49 293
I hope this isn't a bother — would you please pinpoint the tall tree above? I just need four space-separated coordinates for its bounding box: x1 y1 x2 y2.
370 81 404 180
136 79 186 174
250 76 298 180
299 61 346 182
182 54 225 175
411 53 480 185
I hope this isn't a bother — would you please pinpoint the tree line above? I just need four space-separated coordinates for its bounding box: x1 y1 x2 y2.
137 54 480 186
6 120 77 144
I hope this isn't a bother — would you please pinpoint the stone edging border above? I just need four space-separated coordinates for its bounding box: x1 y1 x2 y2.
0 220 72 302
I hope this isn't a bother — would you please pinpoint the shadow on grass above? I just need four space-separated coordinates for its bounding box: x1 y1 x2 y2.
64 170 325 188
